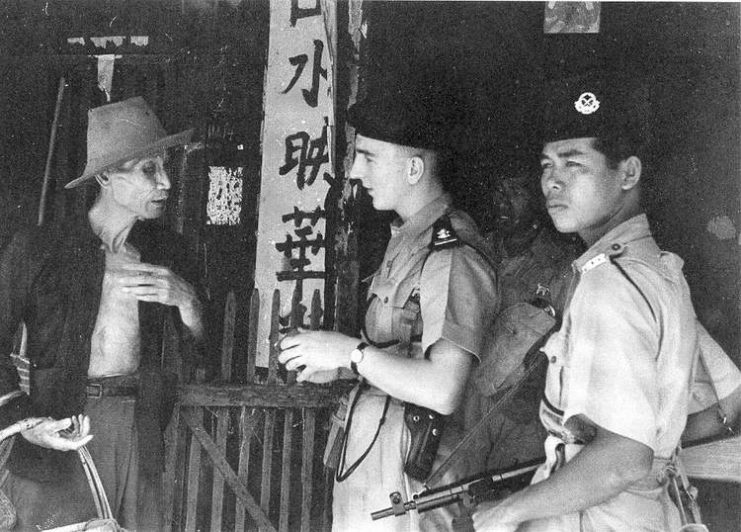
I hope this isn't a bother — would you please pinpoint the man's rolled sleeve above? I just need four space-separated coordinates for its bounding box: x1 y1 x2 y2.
690 321 741 414
420 246 497 360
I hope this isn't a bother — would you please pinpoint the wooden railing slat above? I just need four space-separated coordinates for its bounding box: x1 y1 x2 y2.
278 410 295 532
162 405 183 532
236 406 260 531
267 290 280 384
182 408 276 532
210 407 229 531
300 409 316 532
177 382 347 408
287 285 305 386
246 288 260 383
322 469 333 531
310 289 322 329
221 291 237 381
259 409 277 531
184 411 201 532
286 291 298 384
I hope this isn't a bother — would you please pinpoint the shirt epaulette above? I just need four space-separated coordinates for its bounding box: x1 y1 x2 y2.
429 215 460 251
580 243 626 274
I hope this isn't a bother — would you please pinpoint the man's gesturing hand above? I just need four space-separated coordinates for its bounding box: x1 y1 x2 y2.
117 262 204 339
117 262 199 308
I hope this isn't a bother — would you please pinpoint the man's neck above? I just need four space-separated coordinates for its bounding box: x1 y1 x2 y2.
396 182 446 223
88 200 139 253
580 200 643 247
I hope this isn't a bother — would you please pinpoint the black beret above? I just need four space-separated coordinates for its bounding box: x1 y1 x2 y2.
347 87 459 151
541 71 650 146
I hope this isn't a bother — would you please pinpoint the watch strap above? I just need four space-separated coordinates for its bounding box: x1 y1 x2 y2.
350 342 369 375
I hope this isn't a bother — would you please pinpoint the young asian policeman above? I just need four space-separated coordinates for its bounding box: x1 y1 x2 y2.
473 72 706 531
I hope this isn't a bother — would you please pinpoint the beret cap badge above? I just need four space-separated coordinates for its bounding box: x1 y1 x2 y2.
574 91 600 115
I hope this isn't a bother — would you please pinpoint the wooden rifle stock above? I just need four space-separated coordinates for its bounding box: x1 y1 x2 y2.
681 434 741 483
370 458 542 520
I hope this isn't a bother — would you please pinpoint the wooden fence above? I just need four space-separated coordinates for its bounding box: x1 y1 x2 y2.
164 288 346 531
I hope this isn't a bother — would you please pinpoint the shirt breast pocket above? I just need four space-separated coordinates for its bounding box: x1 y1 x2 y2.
543 331 570 410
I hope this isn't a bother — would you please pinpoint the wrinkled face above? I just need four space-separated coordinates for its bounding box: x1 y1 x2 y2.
540 137 624 239
349 134 409 212
105 154 170 219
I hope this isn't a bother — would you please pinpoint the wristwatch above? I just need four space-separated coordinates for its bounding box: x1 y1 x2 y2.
350 342 369 376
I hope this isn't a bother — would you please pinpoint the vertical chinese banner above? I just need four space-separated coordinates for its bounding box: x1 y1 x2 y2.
254 1 336 365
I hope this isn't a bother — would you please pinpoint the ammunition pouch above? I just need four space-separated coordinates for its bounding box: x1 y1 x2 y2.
403 402 446 482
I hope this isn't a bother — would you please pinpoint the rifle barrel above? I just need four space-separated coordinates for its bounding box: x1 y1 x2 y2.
371 500 416 520
370 460 543 520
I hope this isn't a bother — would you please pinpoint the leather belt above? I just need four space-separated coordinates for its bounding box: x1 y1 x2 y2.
86 375 139 398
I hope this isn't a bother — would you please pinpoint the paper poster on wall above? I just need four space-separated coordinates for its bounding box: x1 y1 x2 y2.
544 1 601 34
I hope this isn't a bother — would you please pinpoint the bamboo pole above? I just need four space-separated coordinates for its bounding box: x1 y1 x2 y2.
38 76 66 227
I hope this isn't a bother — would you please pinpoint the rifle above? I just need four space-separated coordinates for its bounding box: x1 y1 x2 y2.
370 458 542 520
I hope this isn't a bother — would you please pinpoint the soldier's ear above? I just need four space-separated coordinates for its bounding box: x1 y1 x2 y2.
95 173 111 188
407 155 424 185
619 156 642 190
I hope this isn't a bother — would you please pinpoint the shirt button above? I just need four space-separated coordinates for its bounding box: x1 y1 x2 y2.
612 244 621 251
383 296 389 303
550 356 557 364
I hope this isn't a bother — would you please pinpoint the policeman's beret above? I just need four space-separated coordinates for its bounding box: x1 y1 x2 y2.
541 71 650 147
348 87 460 151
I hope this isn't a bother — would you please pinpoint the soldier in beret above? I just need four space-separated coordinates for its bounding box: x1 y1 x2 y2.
473 72 711 531
278 88 498 531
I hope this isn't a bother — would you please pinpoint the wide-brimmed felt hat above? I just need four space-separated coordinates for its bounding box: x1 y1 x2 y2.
541 71 650 147
65 96 193 189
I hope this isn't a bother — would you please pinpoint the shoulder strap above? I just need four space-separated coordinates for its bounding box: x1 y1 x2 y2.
429 214 498 271
608 254 657 323
396 214 497 357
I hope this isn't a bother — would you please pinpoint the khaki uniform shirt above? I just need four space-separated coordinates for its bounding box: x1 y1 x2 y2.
525 214 698 532
331 194 498 532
